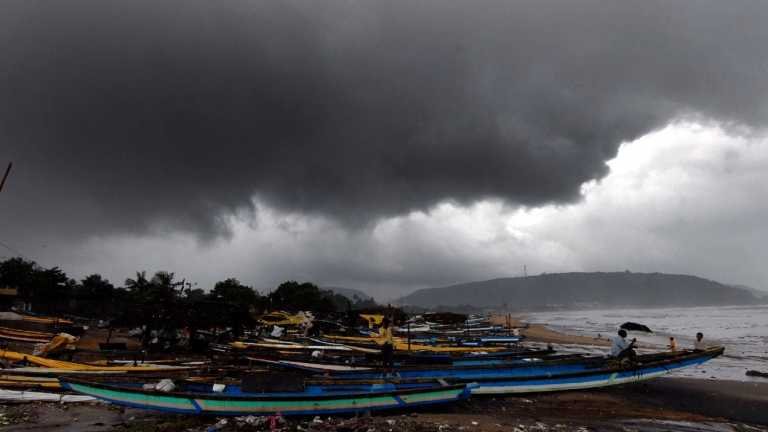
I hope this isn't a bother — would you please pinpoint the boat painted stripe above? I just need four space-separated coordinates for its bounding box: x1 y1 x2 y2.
195 395 397 413
469 356 711 394
399 388 463 404
194 388 464 414
67 383 196 411
192 397 464 416
190 398 203 414
472 369 670 394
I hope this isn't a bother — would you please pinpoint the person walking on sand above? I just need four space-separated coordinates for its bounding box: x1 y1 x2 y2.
668 336 678 351
379 317 395 374
694 332 707 350
610 329 637 361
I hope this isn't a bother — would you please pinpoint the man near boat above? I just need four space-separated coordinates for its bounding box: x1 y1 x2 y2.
610 329 637 360
694 332 707 350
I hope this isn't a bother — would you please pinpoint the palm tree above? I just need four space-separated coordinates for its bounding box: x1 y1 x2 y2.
125 271 149 293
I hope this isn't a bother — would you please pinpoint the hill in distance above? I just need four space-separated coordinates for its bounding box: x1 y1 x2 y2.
398 272 761 310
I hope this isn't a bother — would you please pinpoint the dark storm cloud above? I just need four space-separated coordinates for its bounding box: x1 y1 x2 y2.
2 0 768 241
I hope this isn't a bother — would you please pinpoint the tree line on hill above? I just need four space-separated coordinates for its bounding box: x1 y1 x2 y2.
0 257 378 343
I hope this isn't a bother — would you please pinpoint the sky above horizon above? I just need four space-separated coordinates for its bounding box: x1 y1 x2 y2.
2 1 767 300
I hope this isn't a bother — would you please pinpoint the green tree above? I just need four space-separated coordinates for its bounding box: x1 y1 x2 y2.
72 274 115 317
123 271 183 349
211 278 259 306
268 281 336 315
0 258 73 313
125 271 150 293
209 278 262 337
0 257 36 292
77 274 115 300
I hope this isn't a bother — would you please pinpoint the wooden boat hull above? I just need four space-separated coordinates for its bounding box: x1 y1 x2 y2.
314 347 724 395
321 335 509 353
468 348 721 394
60 378 471 416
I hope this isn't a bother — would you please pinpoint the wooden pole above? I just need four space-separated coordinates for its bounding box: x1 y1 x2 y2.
407 322 411 352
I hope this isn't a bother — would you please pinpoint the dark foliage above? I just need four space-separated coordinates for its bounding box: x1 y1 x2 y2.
267 281 338 315
0 257 379 348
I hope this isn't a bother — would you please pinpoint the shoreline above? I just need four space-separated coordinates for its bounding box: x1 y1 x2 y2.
490 313 610 347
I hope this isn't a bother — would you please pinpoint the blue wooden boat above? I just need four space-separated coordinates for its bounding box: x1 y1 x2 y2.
247 352 583 374
60 377 471 416
309 347 724 395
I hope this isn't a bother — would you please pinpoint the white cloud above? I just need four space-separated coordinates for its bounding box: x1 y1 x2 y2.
507 124 768 288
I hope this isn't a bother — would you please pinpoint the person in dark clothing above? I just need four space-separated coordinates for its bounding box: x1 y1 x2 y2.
380 317 394 373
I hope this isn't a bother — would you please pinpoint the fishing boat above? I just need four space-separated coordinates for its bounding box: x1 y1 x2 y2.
241 337 556 366
0 374 62 389
389 334 522 347
0 350 198 375
319 334 511 353
0 326 55 343
245 350 573 373
309 347 724 395
60 376 471 416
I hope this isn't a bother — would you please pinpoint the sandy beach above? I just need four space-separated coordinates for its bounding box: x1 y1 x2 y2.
490 314 610 347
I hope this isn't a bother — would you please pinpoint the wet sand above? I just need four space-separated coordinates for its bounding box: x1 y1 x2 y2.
621 377 768 425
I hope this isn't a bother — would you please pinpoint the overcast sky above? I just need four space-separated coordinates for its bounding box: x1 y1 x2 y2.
1 1 767 299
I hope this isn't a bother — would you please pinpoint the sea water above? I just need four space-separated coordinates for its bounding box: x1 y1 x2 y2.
526 305 768 382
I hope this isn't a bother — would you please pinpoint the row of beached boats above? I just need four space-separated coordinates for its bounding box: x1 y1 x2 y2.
53 346 723 416
0 311 725 417
0 339 724 417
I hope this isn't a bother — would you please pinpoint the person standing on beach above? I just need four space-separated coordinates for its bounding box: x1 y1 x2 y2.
380 317 395 373
610 329 637 360
694 332 706 350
